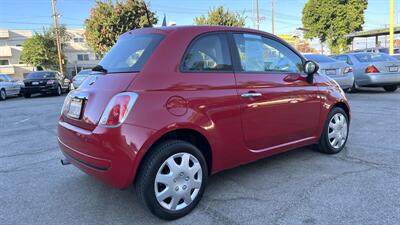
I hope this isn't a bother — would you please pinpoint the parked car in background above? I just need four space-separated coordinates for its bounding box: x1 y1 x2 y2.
22 71 72 98
391 54 400 61
304 54 354 92
72 69 95 89
58 26 350 220
0 74 22 100
332 52 400 92
349 47 400 54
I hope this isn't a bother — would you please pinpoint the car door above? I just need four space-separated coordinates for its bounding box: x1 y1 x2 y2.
4 75 18 95
230 33 321 151
0 75 12 95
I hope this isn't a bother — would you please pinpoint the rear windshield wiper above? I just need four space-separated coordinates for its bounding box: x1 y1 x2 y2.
92 65 108 73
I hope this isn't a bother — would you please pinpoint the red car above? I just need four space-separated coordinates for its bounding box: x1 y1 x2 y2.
58 26 350 219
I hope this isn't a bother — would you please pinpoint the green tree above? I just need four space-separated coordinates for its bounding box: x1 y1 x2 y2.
85 0 157 55
302 0 367 54
194 6 245 27
20 26 70 70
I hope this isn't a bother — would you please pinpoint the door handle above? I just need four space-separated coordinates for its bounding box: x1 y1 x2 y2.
241 92 262 98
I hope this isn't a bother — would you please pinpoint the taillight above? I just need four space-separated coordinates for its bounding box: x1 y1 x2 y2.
365 65 380 73
47 80 56 84
61 92 73 114
99 92 138 127
343 67 352 74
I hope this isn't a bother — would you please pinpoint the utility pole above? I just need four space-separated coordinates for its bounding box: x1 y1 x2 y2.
389 0 394 55
51 0 64 75
256 0 260 30
271 0 275 34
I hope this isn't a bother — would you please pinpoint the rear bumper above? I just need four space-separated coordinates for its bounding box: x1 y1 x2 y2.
359 73 400 86
22 85 58 94
331 73 354 89
58 121 155 189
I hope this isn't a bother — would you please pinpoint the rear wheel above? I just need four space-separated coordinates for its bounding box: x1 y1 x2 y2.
347 81 358 93
383 85 398 92
0 89 6 101
23 92 31 98
317 107 349 154
55 85 62 96
135 140 208 220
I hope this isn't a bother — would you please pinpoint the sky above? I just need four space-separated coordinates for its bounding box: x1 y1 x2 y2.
0 0 399 50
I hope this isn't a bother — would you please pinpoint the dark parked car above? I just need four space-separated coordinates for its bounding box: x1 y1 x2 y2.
22 71 71 98
58 26 350 220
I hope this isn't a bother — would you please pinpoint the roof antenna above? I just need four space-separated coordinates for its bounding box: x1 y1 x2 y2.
143 1 153 28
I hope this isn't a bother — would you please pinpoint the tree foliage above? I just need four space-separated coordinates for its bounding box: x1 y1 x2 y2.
302 0 368 53
85 0 158 55
194 6 245 27
20 26 70 70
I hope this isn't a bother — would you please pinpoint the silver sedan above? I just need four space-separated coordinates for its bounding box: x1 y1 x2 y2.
304 54 355 91
0 74 22 100
332 53 400 92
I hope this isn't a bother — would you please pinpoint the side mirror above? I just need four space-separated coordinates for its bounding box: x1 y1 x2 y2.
304 60 319 75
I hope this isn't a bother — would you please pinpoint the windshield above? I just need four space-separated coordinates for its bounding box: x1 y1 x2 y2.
354 53 396 62
304 54 336 63
98 34 164 73
27 71 55 79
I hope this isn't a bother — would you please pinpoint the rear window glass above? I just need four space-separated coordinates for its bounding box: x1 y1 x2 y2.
27 72 55 79
354 53 395 62
304 54 336 63
98 34 164 73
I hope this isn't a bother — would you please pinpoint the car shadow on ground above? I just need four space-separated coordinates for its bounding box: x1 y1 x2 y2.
348 87 399 94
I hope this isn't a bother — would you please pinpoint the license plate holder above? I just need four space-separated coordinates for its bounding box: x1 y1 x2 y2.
67 98 83 119
389 66 398 72
325 69 336 75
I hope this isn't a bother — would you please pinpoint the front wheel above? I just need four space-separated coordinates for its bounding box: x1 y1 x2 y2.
55 85 62 96
383 85 398 92
135 140 208 220
317 107 349 154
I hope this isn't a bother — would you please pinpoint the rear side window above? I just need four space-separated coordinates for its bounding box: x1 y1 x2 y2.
233 33 303 73
334 55 353 65
99 34 164 73
181 33 232 72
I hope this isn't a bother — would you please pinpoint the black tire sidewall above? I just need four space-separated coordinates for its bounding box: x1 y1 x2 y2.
319 107 349 154
383 85 398 92
0 89 5 100
136 140 208 220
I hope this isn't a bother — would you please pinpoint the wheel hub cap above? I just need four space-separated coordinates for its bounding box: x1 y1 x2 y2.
328 113 348 149
154 152 202 211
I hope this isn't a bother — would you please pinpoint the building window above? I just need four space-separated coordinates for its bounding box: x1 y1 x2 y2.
77 54 89 61
0 40 6 46
73 37 84 43
0 59 10 65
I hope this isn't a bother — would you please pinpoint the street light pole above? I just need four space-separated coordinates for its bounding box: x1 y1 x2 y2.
271 0 275 34
51 0 64 75
389 0 394 55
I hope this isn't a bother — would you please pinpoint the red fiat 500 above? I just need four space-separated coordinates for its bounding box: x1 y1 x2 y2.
58 26 350 220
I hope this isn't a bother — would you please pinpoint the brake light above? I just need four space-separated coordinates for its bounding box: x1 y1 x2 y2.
343 67 352 74
47 80 56 84
99 92 138 127
365 65 380 73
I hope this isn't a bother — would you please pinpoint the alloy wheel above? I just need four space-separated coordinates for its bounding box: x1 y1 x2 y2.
328 113 348 149
154 152 203 211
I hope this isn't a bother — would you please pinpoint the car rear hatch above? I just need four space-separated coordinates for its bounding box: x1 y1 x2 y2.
61 73 138 131
60 31 165 131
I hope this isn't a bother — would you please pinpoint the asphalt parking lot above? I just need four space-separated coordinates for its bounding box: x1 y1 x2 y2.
0 89 399 225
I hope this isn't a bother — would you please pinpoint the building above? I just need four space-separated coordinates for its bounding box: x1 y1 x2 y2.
64 29 100 76
0 29 35 80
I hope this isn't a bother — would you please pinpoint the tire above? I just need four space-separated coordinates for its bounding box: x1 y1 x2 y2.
0 89 6 101
383 85 398 92
23 93 31 98
317 107 349 154
348 81 358 93
135 140 208 220
55 85 62 96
